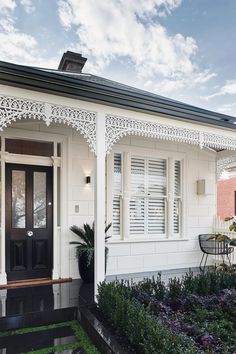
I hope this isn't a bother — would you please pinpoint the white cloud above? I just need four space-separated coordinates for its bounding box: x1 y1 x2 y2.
203 80 236 101
58 0 215 95
20 0 35 13
0 0 16 11
218 102 236 116
0 1 58 68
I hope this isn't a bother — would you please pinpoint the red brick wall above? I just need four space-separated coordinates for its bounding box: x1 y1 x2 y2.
217 177 236 219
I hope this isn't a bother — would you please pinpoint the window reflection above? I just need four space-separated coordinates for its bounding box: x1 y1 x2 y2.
34 172 46 228
12 170 26 228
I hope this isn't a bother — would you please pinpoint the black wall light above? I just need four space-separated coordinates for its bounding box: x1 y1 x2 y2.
86 176 91 184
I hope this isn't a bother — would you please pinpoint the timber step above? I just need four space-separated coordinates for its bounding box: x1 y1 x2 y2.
0 277 72 289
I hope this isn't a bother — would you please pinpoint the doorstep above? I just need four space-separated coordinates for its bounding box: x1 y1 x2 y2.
0 277 72 289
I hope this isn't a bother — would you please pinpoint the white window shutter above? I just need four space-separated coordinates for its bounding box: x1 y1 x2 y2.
147 159 166 196
130 197 145 234
112 153 122 235
130 157 145 195
173 160 181 234
130 156 167 235
147 198 165 234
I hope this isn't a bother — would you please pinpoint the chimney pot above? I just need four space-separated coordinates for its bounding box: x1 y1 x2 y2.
58 51 87 73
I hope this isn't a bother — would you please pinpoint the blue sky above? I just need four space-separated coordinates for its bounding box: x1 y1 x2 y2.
1 0 236 116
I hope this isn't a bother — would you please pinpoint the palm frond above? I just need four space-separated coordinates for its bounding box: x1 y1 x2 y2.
105 222 112 234
70 221 112 250
70 225 92 247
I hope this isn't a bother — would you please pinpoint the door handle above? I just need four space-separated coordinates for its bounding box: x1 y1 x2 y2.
26 230 33 237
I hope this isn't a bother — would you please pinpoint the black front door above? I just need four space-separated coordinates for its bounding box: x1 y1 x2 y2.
6 164 53 281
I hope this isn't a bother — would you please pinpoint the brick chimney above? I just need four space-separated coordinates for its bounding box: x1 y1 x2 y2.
58 51 87 73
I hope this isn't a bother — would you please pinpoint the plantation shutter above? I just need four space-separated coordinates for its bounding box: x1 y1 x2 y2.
130 156 167 235
130 157 145 234
113 153 122 235
147 159 166 234
130 157 145 195
130 197 145 234
173 160 181 234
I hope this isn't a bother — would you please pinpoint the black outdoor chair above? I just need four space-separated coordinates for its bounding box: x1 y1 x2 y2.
198 234 234 271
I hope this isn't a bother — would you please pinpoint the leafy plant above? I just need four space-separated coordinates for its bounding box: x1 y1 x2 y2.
98 272 236 353
70 222 112 265
97 281 195 354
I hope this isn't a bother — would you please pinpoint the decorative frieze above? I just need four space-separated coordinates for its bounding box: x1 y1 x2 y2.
105 114 236 153
217 156 236 179
0 95 97 153
2 94 236 158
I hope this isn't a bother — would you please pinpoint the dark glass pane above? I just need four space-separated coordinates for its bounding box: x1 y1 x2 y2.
34 172 47 228
12 170 26 228
6 139 53 157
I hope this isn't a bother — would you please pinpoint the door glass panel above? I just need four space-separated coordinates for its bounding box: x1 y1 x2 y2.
12 170 26 228
34 172 47 228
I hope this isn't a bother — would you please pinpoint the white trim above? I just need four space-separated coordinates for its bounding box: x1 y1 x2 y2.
107 237 190 244
3 152 55 166
0 137 6 284
122 152 131 240
59 136 69 279
111 143 186 159
107 146 185 241
167 158 175 238
105 113 236 153
106 152 114 228
0 94 97 153
217 156 236 179
52 151 59 280
0 128 68 284
94 111 106 298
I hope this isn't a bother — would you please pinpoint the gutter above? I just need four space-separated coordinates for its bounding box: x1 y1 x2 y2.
0 61 235 130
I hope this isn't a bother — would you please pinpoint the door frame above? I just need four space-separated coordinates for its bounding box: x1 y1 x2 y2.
0 128 68 284
5 163 53 281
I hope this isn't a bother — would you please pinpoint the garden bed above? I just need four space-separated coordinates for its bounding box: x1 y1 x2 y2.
97 271 236 353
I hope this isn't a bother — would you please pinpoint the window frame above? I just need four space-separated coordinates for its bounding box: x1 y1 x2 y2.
106 146 185 242
129 155 168 238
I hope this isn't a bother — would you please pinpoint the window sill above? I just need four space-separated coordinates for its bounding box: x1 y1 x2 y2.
107 237 189 244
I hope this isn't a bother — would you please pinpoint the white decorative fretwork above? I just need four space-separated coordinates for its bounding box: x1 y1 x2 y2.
105 114 236 153
0 95 97 153
217 156 236 179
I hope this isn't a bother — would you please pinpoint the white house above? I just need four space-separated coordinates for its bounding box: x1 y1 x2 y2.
0 51 235 293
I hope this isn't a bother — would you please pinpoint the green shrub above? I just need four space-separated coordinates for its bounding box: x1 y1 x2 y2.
133 274 166 300
97 281 196 354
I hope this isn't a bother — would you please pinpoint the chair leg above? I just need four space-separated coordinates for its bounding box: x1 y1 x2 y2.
200 253 207 272
203 254 208 271
221 254 225 264
200 253 205 271
226 254 231 267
